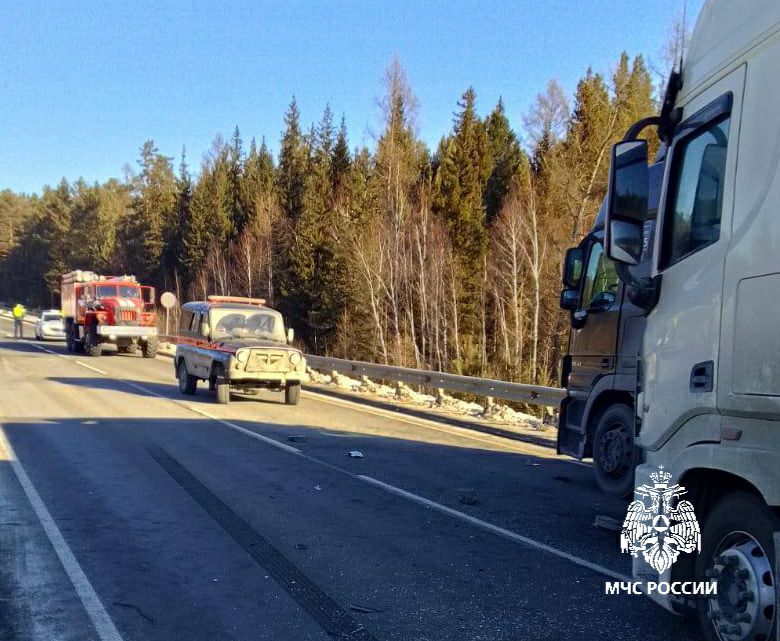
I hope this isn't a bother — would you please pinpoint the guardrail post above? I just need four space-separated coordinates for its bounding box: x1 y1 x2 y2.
435 388 445 406
483 396 494 414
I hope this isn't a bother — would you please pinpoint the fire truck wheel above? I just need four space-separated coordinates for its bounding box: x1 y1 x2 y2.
84 329 102 357
177 361 197 395
215 377 230 404
141 338 158 358
592 403 640 498
285 383 301 405
696 491 777 641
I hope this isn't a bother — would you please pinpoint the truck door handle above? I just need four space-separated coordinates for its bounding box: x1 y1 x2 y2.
690 361 714 392
600 358 611 369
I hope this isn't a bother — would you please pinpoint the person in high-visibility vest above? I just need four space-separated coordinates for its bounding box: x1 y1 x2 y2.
12 303 26 338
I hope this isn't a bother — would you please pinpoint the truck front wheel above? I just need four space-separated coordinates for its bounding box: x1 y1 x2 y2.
592 403 640 498
84 328 102 357
696 491 777 641
141 337 158 359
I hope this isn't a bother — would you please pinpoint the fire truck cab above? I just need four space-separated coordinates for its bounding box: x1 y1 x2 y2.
61 270 159 358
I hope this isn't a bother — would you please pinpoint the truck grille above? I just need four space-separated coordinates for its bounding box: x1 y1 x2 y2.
119 309 138 323
245 351 290 373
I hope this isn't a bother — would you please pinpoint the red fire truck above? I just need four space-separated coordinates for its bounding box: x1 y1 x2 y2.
61 270 159 357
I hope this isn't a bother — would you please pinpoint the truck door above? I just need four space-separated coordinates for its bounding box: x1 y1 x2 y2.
567 241 621 394
639 66 744 451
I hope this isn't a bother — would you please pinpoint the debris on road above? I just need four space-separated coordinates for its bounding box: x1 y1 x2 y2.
349 604 383 614
287 435 308 443
314 485 322 491
347 450 365 458
593 515 622 531
553 475 571 483
458 488 479 506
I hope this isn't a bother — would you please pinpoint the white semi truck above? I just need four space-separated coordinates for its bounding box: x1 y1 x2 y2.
604 2 780 639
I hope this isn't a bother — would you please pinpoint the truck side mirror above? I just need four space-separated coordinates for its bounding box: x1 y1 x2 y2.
286 327 294 344
606 139 649 266
562 247 584 288
201 322 211 338
588 291 616 313
560 289 580 311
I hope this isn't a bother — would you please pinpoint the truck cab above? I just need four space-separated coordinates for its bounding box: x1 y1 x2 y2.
604 2 780 638
558 159 664 497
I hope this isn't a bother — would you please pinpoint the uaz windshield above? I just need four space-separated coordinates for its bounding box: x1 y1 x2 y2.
210 308 286 342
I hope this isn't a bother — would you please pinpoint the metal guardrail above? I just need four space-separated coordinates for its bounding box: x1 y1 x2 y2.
144 335 566 407
305 355 566 407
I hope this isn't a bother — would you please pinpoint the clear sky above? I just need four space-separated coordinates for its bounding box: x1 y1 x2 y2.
0 0 702 195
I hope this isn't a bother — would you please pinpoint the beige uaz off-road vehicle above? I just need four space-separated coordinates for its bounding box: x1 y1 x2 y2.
174 296 307 405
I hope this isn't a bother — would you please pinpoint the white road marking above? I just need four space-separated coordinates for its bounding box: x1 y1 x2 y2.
120 380 301 455
358 474 631 583
8 335 614 581
74 360 108 375
26 341 68 359
0 427 125 641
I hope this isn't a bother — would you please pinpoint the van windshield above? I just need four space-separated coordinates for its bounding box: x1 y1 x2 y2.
210 309 286 342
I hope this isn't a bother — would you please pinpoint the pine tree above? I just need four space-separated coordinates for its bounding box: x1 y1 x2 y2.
123 140 177 285
433 88 490 273
39 179 73 300
484 98 524 224
277 98 308 223
228 126 248 236
330 116 351 194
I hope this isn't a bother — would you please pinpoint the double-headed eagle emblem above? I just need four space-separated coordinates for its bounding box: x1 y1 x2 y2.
620 466 700 574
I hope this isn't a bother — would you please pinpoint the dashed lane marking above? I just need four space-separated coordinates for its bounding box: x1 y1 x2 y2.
357 474 632 583
9 339 618 582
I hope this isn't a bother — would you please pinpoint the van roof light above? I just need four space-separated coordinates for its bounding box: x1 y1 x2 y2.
207 295 267 306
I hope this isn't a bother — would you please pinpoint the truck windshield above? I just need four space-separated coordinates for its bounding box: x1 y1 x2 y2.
95 285 140 298
210 309 286 342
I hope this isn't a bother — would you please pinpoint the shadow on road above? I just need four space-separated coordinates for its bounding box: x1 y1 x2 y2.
48 376 288 406
0 415 704 641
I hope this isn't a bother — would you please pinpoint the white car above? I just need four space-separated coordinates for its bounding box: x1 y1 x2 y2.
35 310 65 341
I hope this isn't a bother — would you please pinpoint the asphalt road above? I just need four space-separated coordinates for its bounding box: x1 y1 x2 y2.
0 316 703 641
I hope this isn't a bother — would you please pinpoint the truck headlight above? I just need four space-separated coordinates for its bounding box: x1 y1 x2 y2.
289 351 301 367
236 349 249 364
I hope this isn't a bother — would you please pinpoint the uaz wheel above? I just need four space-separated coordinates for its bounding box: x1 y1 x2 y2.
285 383 300 405
177 361 197 395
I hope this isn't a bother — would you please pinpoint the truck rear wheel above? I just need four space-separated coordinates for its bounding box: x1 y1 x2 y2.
592 403 640 498
141 337 158 359
284 383 300 405
84 328 102 357
177 361 197 395
696 491 777 641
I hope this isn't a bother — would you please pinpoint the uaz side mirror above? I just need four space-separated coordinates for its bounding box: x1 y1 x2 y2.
286 327 295 344
560 289 580 311
562 247 584 288
201 322 211 338
606 139 649 266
